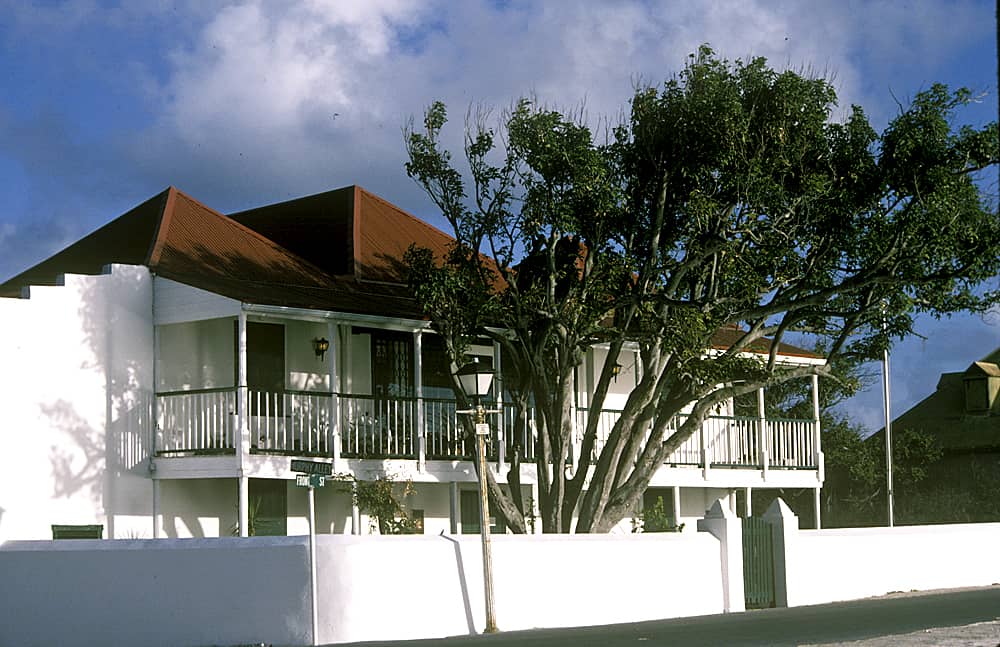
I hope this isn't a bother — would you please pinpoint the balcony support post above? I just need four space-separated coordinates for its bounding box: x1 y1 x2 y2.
494 340 504 471
757 387 768 479
152 478 161 539
238 474 249 538
329 322 341 470
812 373 823 529
415 330 425 472
811 373 822 472
351 480 361 535
700 417 711 479
673 486 682 526
237 309 249 537
449 481 459 534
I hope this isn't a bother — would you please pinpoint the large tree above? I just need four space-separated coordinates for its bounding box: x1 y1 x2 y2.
403 47 1000 533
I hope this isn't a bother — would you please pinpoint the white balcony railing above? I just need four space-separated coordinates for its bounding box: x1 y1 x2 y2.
249 390 332 455
155 390 816 470
157 389 236 454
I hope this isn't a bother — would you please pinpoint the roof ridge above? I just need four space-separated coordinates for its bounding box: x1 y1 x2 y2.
162 188 341 287
145 186 176 266
355 185 456 244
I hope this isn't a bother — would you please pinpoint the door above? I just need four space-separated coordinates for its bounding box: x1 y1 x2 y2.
241 322 285 416
742 516 776 608
371 330 414 456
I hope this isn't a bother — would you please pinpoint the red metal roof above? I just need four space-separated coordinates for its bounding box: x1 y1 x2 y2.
0 184 822 359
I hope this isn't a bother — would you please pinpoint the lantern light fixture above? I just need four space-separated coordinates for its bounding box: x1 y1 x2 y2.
312 337 330 362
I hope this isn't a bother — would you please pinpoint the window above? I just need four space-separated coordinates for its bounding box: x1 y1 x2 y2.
371 330 414 398
421 335 454 400
641 487 677 531
52 525 103 540
460 489 505 534
965 378 989 413
249 479 287 536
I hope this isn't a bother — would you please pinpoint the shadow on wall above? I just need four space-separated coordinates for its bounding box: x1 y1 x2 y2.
40 267 153 536
165 513 207 539
43 399 104 503
438 534 476 635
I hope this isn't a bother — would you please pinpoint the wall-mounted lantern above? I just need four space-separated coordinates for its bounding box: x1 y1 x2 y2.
312 337 330 362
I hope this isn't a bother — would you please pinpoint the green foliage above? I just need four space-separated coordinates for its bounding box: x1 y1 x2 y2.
633 496 684 533
230 496 263 537
333 473 419 535
404 46 1000 533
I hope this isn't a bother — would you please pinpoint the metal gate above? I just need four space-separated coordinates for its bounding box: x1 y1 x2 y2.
742 516 775 609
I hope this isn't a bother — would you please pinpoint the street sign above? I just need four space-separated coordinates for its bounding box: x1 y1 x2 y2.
296 474 326 488
475 423 490 436
291 459 333 476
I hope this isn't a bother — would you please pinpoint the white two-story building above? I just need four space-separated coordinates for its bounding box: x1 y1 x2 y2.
0 185 825 540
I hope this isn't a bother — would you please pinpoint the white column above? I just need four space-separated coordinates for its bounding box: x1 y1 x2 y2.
494 340 504 470
743 487 752 518
811 373 823 475
415 330 425 472
700 418 711 479
351 481 361 535
238 475 249 538
812 373 822 530
152 479 161 539
757 387 768 479
672 486 682 528
152 323 161 539
328 322 341 469
449 481 460 534
237 310 250 537
696 499 745 613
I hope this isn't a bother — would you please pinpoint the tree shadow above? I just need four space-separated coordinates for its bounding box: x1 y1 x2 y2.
37 265 154 537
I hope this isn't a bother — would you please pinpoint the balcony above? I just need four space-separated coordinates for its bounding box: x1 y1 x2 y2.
155 389 816 470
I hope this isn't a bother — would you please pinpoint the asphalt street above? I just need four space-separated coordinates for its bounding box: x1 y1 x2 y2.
335 586 1000 647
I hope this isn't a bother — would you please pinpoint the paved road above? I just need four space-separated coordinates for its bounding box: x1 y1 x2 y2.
336 586 1000 647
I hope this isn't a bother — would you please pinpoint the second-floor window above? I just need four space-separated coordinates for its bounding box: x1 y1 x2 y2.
372 330 414 399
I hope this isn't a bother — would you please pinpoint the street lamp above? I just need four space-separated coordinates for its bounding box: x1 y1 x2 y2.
455 358 499 634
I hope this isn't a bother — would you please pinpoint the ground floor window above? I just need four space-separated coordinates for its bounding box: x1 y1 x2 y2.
51 525 103 540
249 478 287 536
641 487 678 531
460 489 504 534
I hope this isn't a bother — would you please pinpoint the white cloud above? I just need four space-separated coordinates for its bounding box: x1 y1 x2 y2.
144 0 992 190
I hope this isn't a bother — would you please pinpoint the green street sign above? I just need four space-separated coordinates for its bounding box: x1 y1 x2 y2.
291 459 333 476
296 474 326 488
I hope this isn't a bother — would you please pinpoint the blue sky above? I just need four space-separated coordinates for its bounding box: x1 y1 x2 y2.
0 0 997 431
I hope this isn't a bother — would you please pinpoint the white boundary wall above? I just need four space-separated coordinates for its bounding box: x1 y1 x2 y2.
0 536 311 647
762 499 1000 608
0 532 724 646
787 523 1000 606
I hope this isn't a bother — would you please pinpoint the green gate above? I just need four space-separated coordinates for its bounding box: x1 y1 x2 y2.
742 517 775 609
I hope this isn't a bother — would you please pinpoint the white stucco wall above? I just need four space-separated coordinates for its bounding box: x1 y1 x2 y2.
0 532 725 646
318 533 724 644
0 265 154 540
286 319 332 391
0 536 311 647
786 523 1000 606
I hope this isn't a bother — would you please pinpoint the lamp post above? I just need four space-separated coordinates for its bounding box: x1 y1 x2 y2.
455 358 499 634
